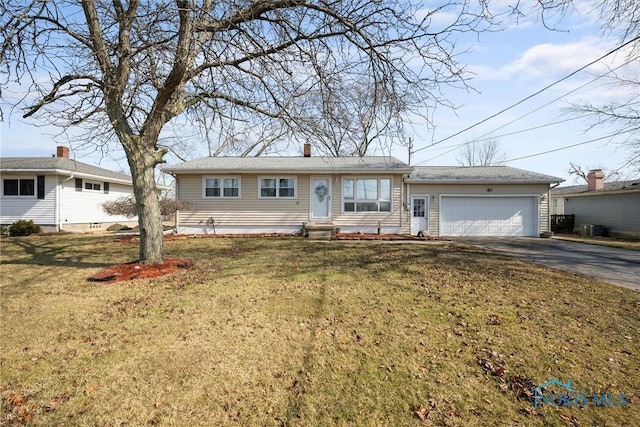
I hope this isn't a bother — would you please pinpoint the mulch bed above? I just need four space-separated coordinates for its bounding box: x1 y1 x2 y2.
88 258 193 283
332 233 438 241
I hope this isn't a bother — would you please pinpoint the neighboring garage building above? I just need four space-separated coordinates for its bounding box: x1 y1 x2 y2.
404 166 563 237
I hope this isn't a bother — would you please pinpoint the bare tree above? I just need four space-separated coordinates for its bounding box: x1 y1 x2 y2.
1 1 501 263
294 75 410 157
456 138 506 166
528 0 640 176
568 162 620 183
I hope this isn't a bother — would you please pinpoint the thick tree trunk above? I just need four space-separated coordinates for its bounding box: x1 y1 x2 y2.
128 148 164 264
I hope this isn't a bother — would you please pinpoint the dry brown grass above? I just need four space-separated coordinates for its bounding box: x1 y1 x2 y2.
554 234 640 251
1 235 638 426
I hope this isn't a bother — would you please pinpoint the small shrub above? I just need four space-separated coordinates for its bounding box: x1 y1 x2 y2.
9 220 42 236
107 223 131 232
0 225 7 235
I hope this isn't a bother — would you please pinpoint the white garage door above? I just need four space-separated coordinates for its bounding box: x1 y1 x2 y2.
440 196 538 237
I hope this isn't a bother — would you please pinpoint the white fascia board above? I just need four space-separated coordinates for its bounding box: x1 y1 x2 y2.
1 168 133 186
165 168 412 175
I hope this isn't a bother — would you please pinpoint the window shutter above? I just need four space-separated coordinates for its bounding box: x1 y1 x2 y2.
37 176 45 199
75 178 83 191
104 182 110 194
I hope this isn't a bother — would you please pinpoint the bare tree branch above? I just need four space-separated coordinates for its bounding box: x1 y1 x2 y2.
1 0 506 262
457 138 506 166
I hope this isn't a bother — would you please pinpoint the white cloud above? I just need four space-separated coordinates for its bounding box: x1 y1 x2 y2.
472 36 624 82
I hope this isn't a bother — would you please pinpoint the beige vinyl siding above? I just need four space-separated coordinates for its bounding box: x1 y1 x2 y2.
176 173 406 233
540 189 551 233
406 183 551 236
59 179 135 225
177 174 311 228
0 174 55 224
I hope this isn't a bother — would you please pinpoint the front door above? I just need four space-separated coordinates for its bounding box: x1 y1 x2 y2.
411 196 428 235
310 177 331 220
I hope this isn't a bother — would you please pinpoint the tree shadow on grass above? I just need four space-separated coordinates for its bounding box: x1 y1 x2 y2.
1 236 127 270
281 275 328 425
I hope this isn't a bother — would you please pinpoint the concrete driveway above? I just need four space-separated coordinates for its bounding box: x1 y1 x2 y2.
458 237 640 291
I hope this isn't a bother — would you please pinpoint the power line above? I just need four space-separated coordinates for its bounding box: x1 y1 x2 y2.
413 51 637 166
411 35 640 155
414 114 590 165
445 55 637 149
495 128 637 163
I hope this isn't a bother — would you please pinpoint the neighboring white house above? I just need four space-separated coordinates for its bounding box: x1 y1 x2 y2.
163 145 563 237
551 169 640 238
2 146 141 232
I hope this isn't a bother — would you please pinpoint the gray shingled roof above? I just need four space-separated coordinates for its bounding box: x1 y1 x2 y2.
406 166 563 184
163 156 413 174
551 180 640 196
0 157 133 184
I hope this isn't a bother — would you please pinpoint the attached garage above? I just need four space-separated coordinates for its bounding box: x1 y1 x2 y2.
404 166 564 237
439 195 538 237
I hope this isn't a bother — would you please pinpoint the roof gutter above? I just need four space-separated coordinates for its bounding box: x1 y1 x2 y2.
1 168 134 186
163 168 414 175
403 179 563 185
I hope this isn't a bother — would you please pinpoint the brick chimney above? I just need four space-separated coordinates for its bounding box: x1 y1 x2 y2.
56 146 70 159
587 169 604 191
303 143 311 157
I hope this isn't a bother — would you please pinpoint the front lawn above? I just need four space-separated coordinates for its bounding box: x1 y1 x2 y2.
1 235 638 426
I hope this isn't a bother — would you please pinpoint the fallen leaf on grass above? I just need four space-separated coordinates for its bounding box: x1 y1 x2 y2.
487 315 503 325
415 404 430 420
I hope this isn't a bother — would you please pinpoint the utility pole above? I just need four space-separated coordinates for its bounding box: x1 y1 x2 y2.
407 137 413 166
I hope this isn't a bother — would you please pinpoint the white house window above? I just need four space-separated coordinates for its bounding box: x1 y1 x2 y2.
84 181 101 191
342 178 392 213
3 179 35 196
260 177 296 198
204 177 240 198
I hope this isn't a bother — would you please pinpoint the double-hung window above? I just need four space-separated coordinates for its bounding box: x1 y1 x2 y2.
343 178 392 213
259 177 296 198
204 177 240 198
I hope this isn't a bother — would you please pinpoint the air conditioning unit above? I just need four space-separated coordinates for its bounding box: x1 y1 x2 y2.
582 225 604 237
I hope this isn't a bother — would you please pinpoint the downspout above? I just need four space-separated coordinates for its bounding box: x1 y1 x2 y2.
547 182 561 234
55 177 60 232
399 176 404 231
58 174 76 231
406 180 411 234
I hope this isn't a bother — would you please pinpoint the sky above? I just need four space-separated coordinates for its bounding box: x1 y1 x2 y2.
1 3 638 186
